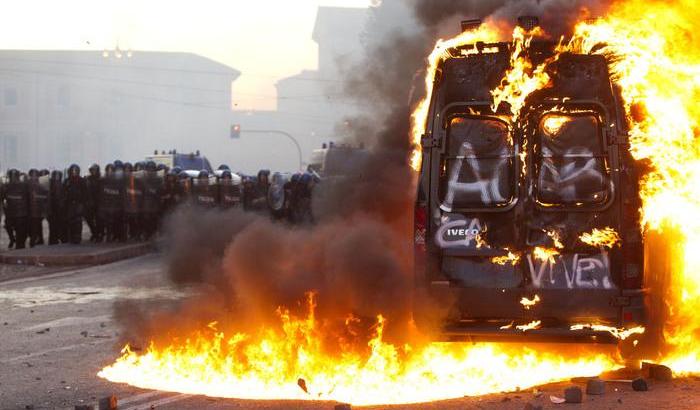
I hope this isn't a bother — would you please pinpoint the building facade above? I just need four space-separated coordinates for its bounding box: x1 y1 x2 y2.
0 50 239 172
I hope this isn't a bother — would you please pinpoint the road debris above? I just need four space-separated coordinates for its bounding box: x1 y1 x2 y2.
642 362 673 381
297 377 308 394
632 377 649 391
98 395 117 410
549 395 565 404
524 403 543 410
585 378 606 395
334 404 351 410
564 386 583 403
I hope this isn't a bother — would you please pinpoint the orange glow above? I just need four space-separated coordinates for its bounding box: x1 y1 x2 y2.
409 23 503 170
542 115 572 137
100 0 700 403
520 295 541 310
579 227 621 249
98 296 617 405
570 324 646 341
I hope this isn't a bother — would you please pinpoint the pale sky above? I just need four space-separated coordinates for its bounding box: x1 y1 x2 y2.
0 0 373 110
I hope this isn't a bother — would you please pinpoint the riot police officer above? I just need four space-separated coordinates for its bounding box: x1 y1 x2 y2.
28 168 49 247
193 170 217 209
141 161 162 240
63 164 88 244
2 169 29 249
244 169 270 212
218 170 241 210
123 162 144 241
85 163 102 242
175 170 192 207
48 170 66 244
100 163 125 242
161 168 179 217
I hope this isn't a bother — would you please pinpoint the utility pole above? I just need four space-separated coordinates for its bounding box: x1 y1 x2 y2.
240 129 303 171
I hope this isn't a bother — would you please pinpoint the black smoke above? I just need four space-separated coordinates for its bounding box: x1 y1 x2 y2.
115 0 616 352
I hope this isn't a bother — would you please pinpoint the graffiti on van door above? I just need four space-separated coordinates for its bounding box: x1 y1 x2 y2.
526 250 614 289
442 142 510 210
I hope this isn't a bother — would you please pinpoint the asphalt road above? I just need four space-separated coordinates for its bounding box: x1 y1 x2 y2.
1 255 700 410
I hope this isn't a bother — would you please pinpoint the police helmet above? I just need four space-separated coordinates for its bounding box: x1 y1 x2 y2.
300 172 313 185
68 164 81 176
8 169 20 182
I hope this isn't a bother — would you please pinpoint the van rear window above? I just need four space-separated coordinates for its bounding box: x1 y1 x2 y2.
439 117 514 210
535 114 609 206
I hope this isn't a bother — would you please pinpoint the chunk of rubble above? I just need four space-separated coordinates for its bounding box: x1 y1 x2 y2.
334 404 351 410
632 377 649 391
642 362 673 381
564 386 583 403
585 378 606 395
98 395 117 410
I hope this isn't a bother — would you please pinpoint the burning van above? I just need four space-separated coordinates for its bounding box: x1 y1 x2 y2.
413 18 646 346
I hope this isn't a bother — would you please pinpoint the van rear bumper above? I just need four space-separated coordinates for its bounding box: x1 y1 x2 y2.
417 280 646 344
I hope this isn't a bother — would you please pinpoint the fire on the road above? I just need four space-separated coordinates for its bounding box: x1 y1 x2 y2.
98 295 616 405
100 0 700 405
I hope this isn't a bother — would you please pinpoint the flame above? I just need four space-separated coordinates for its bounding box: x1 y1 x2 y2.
533 246 560 262
491 251 521 266
579 227 621 249
491 26 553 123
561 0 700 374
542 115 572 137
516 320 542 332
570 324 645 341
99 296 617 405
409 23 503 170
101 0 700 402
546 229 565 249
520 295 541 310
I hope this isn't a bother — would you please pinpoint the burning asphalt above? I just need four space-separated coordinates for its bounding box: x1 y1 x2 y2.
3 0 700 408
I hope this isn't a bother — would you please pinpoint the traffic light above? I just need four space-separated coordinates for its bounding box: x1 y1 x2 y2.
231 124 241 139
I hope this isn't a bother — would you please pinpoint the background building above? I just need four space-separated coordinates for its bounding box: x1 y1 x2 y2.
0 50 239 171
230 6 368 173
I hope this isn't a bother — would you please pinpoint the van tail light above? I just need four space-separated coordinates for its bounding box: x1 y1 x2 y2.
414 203 427 272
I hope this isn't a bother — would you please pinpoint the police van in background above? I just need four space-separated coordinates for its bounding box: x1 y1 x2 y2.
146 150 213 175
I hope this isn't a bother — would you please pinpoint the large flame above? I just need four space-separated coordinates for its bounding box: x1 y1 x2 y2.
100 0 700 404
99 295 617 406
561 0 700 373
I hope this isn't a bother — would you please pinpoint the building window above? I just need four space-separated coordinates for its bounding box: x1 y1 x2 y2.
2 135 18 165
4 88 17 106
58 85 70 107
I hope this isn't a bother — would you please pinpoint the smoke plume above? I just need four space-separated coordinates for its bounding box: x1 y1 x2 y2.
115 0 616 352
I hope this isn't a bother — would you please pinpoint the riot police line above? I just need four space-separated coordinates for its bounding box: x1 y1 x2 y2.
0 160 319 250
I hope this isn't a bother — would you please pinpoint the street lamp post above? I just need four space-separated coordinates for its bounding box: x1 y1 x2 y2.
240 129 303 171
